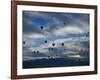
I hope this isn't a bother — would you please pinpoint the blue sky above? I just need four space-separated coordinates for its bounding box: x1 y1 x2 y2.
22 11 90 61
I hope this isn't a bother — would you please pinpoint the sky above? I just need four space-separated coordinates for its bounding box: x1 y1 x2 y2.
22 11 90 61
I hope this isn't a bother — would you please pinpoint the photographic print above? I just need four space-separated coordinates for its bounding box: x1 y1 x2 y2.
23 11 90 69
11 1 97 79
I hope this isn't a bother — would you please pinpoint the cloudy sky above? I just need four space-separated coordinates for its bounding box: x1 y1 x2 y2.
22 11 90 61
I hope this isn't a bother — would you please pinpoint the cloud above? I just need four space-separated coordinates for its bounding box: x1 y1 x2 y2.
52 26 86 37
22 11 90 61
23 11 89 36
23 33 46 40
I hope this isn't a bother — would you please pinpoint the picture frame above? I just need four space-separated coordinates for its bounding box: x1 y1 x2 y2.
11 0 97 79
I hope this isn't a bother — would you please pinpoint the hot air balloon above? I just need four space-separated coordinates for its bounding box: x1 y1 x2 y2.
23 41 25 44
33 51 36 53
64 22 66 25
40 26 44 30
37 51 39 53
48 48 50 51
52 43 55 46
48 56 50 58
51 48 53 50
44 40 47 43
61 43 64 46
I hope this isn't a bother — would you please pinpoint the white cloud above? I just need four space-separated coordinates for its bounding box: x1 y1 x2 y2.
24 11 42 17
23 33 46 40
52 25 87 37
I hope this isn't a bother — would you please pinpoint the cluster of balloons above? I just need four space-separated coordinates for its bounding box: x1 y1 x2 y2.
23 24 66 55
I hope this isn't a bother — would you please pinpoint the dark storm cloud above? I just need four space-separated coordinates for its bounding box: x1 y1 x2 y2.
23 11 89 35
22 11 90 61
